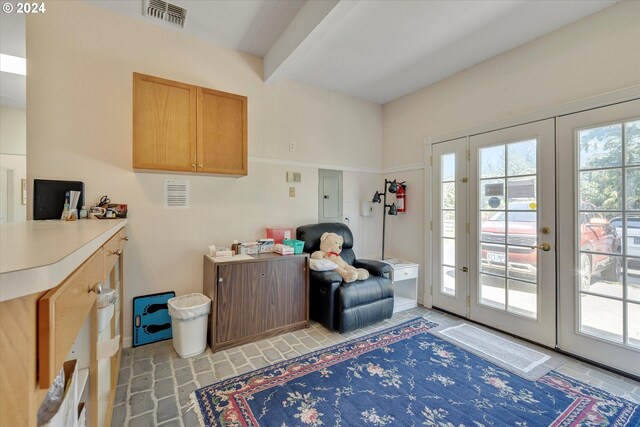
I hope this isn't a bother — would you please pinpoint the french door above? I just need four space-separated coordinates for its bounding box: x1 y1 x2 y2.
558 99 640 376
432 119 556 347
432 138 469 315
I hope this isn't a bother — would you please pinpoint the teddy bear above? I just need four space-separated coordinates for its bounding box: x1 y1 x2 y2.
311 232 369 283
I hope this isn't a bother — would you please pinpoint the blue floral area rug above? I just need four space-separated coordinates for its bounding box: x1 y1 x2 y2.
192 318 640 426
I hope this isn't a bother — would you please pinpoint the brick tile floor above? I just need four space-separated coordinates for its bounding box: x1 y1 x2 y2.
114 307 640 426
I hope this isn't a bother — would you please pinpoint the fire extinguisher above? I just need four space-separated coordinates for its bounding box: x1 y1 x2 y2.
396 183 406 213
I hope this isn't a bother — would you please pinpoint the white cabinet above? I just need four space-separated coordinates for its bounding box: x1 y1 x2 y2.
382 259 419 313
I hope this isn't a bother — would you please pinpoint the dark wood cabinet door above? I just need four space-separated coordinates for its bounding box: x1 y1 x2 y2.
216 262 267 343
208 254 308 351
265 257 306 330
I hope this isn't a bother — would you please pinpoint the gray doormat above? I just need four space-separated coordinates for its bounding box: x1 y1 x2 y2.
428 322 565 381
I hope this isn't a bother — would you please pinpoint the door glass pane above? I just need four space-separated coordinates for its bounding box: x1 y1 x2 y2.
481 243 505 275
478 140 538 318
507 139 536 176
481 211 505 244
442 182 455 209
507 246 536 281
442 211 455 238
582 254 623 299
442 153 455 181
481 179 505 210
442 238 455 266
578 124 622 169
624 120 640 166
628 302 640 348
442 267 455 296
506 211 537 246
507 279 536 319
626 167 640 210
579 295 623 343
480 145 505 178
479 274 505 309
627 258 640 303
579 169 622 210
507 177 536 210
577 118 640 350
440 153 456 296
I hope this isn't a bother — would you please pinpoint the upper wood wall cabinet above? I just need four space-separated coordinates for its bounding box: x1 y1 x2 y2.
133 73 248 176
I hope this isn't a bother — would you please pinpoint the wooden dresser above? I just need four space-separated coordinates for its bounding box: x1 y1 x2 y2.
0 220 127 427
203 253 309 352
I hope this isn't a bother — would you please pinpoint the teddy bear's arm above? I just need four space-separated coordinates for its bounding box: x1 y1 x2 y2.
311 250 325 259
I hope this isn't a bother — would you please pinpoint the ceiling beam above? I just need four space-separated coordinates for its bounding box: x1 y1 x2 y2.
263 0 359 83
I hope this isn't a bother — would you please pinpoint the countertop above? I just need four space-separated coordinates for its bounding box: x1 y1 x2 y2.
0 219 127 302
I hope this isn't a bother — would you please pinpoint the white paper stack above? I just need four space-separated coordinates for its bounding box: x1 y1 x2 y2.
68 191 81 210
274 244 294 255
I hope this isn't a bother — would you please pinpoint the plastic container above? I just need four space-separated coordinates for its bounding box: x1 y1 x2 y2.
168 293 211 358
282 239 304 254
266 227 294 244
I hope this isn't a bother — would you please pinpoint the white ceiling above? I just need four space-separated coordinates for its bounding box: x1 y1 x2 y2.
276 0 617 103
1 0 618 108
87 0 306 57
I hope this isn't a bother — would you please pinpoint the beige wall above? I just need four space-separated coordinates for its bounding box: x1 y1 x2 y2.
0 106 26 156
0 107 26 222
27 1 383 346
0 154 26 222
382 1 640 303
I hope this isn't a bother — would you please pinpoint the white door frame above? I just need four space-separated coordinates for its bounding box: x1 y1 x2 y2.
430 138 469 316
557 99 640 376
424 86 640 310
469 119 556 347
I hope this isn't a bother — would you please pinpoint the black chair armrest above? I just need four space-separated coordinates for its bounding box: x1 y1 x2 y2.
353 259 392 278
310 270 343 287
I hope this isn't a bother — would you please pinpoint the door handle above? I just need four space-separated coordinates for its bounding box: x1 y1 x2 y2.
531 243 551 251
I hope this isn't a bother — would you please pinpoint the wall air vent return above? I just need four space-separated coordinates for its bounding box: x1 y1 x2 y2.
144 0 187 28
165 179 189 209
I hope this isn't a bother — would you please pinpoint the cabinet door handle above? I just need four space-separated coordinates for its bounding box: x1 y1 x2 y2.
192 164 196 170
88 283 102 294
112 249 123 256
120 236 129 241
198 164 203 168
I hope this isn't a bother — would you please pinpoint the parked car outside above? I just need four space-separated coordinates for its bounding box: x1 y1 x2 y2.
480 202 622 291
609 216 640 268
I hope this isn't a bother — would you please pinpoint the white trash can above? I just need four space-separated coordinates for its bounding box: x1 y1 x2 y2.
168 293 211 358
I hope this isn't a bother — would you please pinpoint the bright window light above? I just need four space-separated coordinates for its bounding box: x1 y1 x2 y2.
0 54 26 76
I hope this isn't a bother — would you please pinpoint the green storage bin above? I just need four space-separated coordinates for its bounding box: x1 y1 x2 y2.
283 239 304 254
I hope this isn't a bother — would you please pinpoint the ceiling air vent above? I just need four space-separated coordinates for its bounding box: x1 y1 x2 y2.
144 0 187 28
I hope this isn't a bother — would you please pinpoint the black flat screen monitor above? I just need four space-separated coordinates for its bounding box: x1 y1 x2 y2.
33 179 85 220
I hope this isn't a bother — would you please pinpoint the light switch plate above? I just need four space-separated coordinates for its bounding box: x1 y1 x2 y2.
289 187 296 197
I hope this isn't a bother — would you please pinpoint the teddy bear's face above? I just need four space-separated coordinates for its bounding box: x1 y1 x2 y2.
319 232 344 254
